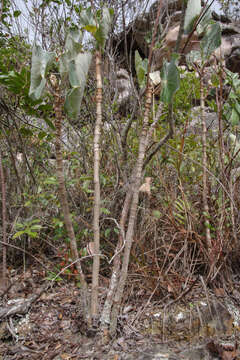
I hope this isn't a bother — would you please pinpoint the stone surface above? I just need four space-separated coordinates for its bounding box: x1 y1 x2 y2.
113 0 240 75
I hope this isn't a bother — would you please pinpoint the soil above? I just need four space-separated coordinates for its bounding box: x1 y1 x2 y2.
1 266 240 360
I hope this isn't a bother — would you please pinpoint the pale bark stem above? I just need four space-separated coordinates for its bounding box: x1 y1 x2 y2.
91 51 103 319
0 150 7 285
200 72 212 252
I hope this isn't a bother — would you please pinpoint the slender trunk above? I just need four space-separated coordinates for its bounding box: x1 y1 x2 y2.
100 190 132 328
110 85 153 335
216 65 228 241
101 0 163 335
53 86 89 323
91 51 102 319
200 71 212 252
0 150 7 285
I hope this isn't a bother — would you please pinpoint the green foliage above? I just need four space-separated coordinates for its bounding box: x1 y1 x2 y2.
82 7 113 49
0 69 28 95
184 0 201 34
135 50 148 89
0 34 29 73
174 67 200 111
29 45 55 100
200 22 221 59
13 219 42 239
65 52 92 118
46 271 63 282
160 56 180 104
187 20 221 64
223 70 240 126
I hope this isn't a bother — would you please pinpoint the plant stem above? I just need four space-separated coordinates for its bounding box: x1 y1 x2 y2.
0 150 7 285
91 50 103 319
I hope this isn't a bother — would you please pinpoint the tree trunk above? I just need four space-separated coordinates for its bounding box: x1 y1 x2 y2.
91 50 102 319
110 84 153 335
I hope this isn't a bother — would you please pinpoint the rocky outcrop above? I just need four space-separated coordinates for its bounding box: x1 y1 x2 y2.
113 0 240 75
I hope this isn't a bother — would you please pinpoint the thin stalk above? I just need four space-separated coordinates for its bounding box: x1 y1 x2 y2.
0 150 7 286
101 0 163 335
200 69 212 253
110 84 153 335
91 50 102 319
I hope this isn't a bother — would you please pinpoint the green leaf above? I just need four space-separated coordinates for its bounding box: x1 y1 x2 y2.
200 22 221 59
29 44 55 100
19 127 33 137
135 50 148 89
101 207 110 215
105 228 111 237
160 57 180 104
84 7 113 48
13 10 21 17
84 24 97 35
0 70 27 94
69 52 92 87
65 28 83 55
13 230 25 239
38 131 47 139
184 0 201 34
30 224 42 231
27 230 38 238
100 7 113 46
65 52 92 118
230 108 240 126
79 7 95 27
93 28 105 47
44 118 55 130
44 176 58 185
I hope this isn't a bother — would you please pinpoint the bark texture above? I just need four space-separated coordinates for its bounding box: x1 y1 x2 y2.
91 51 103 319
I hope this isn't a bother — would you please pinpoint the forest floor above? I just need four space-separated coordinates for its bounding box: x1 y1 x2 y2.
1 264 240 360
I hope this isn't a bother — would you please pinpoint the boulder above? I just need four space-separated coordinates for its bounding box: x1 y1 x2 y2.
113 0 240 75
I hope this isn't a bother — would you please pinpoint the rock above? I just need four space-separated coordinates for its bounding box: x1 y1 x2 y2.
141 299 236 340
186 107 220 138
113 0 240 75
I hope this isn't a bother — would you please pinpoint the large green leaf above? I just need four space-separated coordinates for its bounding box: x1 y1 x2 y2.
184 0 201 34
160 57 180 104
83 7 113 49
65 28 83 55
230 107 240 126
65 88 82 118
200 22 221 59
29 45 55 100
79 7 95 27
59 29 83 79
135 50 148 89
99 7 113 47
64 52 92 118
